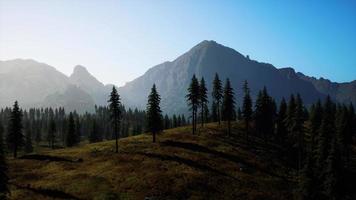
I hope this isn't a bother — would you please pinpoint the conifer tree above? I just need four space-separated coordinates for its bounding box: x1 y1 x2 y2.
276 98 287 143
309 100 323 151
48 118 56 149
0 122 4 152
186 75 200 134
211 101 218 122
24 127 33 153
242 80 252 139
6 101 24 158
199 77 208 127
323 138 341 199
254 87 275 140
237 107 242 121
298 152 316 200
0 132 9 200
89 119 100 143
66 112 76 147
108 86 121 153
172 114 177 128
146 84 163 143
212 73 223 124
222 78 235 136
164 114 170 129
75 117 81 144
316 96 335 177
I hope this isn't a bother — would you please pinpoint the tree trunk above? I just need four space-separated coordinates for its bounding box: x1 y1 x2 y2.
201 104 204 127
228 120 231 136
192 108 195 135
14 144 17 158
217 103 221 125
245 120 249 141
115 122 118 153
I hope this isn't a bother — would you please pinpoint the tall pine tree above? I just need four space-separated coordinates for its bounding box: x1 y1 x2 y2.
108 86 121 153
186 75 200 135
242 80 252 140
222 78 235 136
6 101 24 158
0 130 9 200
212 73 223 124
199 77 208 127
146 84 163 143
66 112 76 147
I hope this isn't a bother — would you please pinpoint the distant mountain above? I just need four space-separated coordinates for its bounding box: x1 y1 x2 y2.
296 72 356 105
119 40 350 115
0 59 108 112
1 41 355 114
69 65 111 106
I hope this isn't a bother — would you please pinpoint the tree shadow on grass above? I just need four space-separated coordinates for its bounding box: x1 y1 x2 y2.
136 152 237 180
160 140 287 180
13 184 82 200
19 154 82 163
161 140 252 167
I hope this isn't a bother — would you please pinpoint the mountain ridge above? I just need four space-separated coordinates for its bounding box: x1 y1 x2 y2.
1 40 355 114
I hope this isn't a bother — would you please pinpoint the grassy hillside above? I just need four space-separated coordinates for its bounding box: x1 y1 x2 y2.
8 123 297 200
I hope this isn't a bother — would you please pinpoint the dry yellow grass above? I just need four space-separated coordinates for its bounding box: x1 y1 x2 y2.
8 123 294 200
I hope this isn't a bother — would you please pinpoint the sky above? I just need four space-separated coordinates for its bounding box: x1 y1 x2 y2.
0 0 355 86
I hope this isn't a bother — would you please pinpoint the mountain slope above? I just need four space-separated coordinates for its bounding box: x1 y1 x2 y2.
118 40 328 115
0 59 96 112
297 72 356 105
9 123 295 200
69 65 111 105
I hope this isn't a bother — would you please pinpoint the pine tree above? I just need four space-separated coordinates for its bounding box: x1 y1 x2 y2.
24 126 33 153
108 86 121 153
186 75 200 135
298 152 316 200
323 138 341 199
146 84 163 143
6 101 24 158
211 101 218 122
237 107 242 121
212 73 223 124
199 77 208 127
0 133 9 200
254 87 275 141
276 98 287 143
316 96 335 178
89 119 100 143
242 80 252 140
309 100 323 151
66 112 76 147
48 118 56 149
222 78 235 136
172 114 177 128
74 117 81 144
164 114 170 129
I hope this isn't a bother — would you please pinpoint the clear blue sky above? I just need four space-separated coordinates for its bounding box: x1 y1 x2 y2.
0 0 355 86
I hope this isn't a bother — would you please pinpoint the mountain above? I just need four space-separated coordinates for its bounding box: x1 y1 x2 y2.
296 72 356 105
0 59 104 112
119 40 341 115
69 65 111 106
1 41 355 114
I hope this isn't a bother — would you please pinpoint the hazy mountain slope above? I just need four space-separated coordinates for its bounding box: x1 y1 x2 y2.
69 65 111 105
118 40 327 115
0 59 71 107
0 59 95 112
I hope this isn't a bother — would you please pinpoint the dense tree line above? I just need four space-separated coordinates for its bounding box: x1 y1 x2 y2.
0 102 147 153
186 73 355 199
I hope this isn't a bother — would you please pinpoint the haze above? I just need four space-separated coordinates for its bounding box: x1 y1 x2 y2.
0 0 355 86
